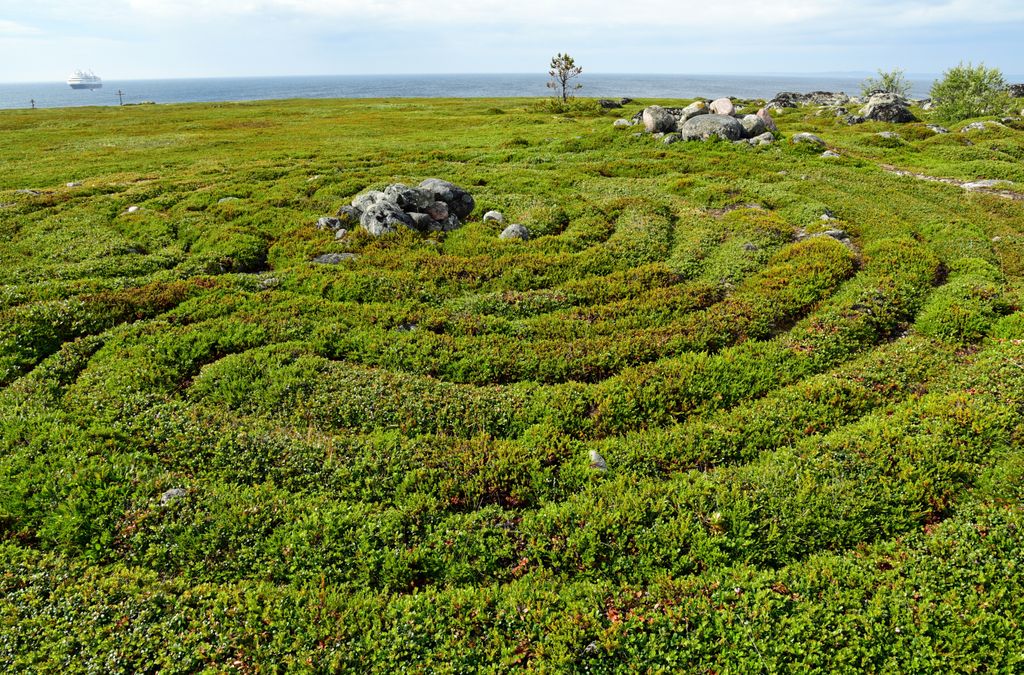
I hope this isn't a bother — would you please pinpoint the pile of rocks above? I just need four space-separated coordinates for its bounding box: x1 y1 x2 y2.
765 90 916 125
766 91 851 110
318 178 475 237
623 98 779 146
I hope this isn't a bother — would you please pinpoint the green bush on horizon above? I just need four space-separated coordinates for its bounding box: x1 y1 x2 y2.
860 67 911 97
930 61 1011 122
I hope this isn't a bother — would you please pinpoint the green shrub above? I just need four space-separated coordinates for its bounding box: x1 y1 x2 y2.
861 67 911 97
930 62 1010 122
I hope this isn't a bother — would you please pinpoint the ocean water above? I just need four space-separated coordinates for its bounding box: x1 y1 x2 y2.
0 73 938 111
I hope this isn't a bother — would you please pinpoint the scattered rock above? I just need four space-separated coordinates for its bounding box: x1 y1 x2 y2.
926 124 949 134
821 150 841 158
860 92 916 123
66 181 82 188
1007 84 1024 98
876 131 902 139
160 488 186 506
663 133 681 145
334 228 348 239
218 196 240 204
709 97 735 115
963 179 1012 191
679 114 745 141
823 229 848 239
126 205 140 213
844 115 866 125
589 449 607 471
598 99 623 109
499 224 530 240
612 118 631 128
642 106 678 133
15 189 40 196
749 132 776 146
742 242 759 252
312 252 357 264
961 121 1001 132
620 97 634 105
317 216 342 230
483 210 505 223
791 133 825 147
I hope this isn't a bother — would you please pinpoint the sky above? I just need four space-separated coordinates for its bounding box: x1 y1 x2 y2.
1 0 1023 82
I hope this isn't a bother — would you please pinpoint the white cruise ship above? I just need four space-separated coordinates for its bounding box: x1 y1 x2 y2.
67 70 102 90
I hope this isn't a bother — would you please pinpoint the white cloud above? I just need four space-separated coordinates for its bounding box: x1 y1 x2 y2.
114 0 1024 29
0 20 42 36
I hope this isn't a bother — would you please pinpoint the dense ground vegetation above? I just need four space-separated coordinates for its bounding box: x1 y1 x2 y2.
1 94 1023 671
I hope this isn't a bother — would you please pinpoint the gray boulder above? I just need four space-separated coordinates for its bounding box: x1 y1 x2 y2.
791 132 826 147
588 449 607 471
160 488 186 506
613 118 631 128
739 114 767 138
750 132 775 146
679 100 709 121
679 114 745 141
312 252 357 264
429 214 462 232
352 190 387 212
425 201 449 222
483 210 505 223
317 216 342 230
385 183 434 212
360 201 416 236
860 93 916 123
642 106 678 133
409 212 435 231
1007 84 1024 98
499 223 530 240
336 204 362 225
419 178 475 219
598 99 623 109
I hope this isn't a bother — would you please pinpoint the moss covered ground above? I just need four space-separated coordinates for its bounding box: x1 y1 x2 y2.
1 96 1023 671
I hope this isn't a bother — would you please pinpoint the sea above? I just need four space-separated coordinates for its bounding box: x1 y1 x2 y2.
0 73 940 111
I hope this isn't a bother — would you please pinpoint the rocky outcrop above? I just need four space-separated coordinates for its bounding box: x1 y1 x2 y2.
859 92 916 123
329 179 476 236
767 91 849 110
1007 84 1024 98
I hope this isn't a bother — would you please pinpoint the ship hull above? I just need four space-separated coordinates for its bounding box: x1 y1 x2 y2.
69 83 102 90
